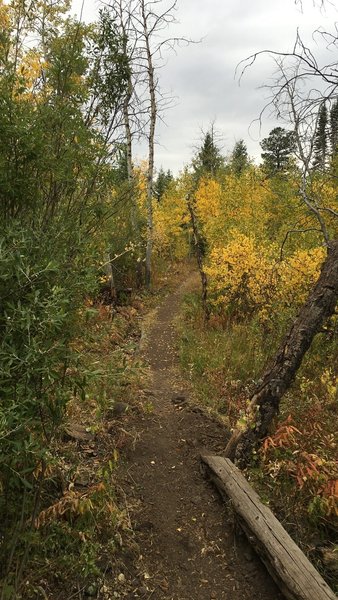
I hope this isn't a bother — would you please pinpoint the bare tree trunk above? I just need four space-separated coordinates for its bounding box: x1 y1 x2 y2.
115 0 188 288
225 240 338 466
187 195 210 321
140 0 156 289
123 97 133 185
122 43 143 287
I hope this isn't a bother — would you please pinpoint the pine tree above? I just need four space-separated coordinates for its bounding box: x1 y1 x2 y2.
330 99 338 158
192 128 225 178
313 102 328 171
260 127 296 174
230 139 250 175
154 167 173 201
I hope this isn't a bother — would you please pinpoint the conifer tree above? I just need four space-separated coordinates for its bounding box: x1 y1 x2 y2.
230 139 250 175
192 128 225 178
154 167 173 201
313 102 328 171
330 99 338 158
260 127 295 174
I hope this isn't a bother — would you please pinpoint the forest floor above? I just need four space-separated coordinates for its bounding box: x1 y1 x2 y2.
116 269 284 600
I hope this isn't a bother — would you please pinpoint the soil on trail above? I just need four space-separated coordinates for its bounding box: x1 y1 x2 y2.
122 273 283 600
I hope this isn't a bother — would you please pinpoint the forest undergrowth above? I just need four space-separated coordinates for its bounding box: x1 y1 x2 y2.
1 0 338 597
179 290 338 591
0 292 149 600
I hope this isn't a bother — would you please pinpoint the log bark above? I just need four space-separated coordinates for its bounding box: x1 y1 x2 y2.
225 240 338 466
201 454 337 600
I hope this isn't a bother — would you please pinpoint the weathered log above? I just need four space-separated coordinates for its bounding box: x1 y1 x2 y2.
225 240 338 465
200 453 336 600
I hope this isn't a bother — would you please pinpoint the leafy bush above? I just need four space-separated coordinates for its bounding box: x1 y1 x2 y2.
0 223 100 577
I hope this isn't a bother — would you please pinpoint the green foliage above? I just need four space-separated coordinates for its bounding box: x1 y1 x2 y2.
330 99 338 157
260 126 296 174
229 139 250 175
313 102 328 171
154 167 174 201
92 7 130 125
179 292 270 416
0 223 102 589
0 1 133 592
192 128 225 178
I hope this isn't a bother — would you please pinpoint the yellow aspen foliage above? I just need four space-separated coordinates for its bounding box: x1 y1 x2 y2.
0 0 9 30
134 162 148 218
311 179 337 209
16 50 45 102
278 247 326 306
204 232 325 322
310 178 338 236
219 171 271 240
205 231 277 317
194 171 274 248
153 187 190 260
195 176 222 240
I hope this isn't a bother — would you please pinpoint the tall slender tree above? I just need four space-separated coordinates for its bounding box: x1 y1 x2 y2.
188 128 224 322
107 0 189 288
192 126 225 178
313 102 328 171
330 98 338 158
230 139 250 175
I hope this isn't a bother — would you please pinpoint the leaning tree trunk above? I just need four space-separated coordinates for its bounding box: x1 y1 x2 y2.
225 240 338 467
186 195 210 321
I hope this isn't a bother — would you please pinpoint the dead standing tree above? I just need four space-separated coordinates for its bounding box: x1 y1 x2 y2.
98 0 180 289
226 25 338 466
107 0 145 286
128 0 191 288
137 0 158 288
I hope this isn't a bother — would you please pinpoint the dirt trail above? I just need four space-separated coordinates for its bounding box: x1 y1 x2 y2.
123 273 283 600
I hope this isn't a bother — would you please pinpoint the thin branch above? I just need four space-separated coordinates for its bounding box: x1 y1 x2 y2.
280 227 323 260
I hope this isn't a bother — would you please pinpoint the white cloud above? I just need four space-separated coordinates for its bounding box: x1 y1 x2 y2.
72 0 338 173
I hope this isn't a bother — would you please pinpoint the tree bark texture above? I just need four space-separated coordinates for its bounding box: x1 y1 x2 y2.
225 240 338 466
123 72 143 287
200 454 337 600
141 0 156 289
117 0 143 288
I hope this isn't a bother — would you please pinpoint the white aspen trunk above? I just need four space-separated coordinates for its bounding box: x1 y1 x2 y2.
119 0 143 286
141 0 156 289
120 5 134 185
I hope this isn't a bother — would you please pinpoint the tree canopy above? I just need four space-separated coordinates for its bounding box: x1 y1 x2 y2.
260 127 296 174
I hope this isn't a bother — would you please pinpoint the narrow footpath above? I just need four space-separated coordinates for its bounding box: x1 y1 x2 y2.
122 273 283 600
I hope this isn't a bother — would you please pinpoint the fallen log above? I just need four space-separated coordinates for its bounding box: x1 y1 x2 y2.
200 454 336 600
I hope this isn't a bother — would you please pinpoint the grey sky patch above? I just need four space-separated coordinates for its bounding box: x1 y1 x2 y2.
72 0 338 173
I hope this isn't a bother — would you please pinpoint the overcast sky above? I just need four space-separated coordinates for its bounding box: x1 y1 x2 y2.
72 0 338 174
